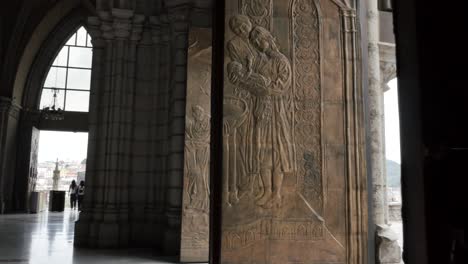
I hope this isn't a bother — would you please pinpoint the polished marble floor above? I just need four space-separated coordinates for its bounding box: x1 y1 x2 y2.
0 209 179 264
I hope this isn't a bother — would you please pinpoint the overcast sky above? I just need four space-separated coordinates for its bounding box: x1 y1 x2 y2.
384 78 401 163
38 131 88 163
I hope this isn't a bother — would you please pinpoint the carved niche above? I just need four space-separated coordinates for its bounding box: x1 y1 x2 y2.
180 27 212 263
221 0 367 263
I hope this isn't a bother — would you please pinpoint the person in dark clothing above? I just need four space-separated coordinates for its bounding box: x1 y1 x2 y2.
69 180 78 209
77 181 85 211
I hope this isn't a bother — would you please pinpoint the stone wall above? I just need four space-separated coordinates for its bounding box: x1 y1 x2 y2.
218 0 367 263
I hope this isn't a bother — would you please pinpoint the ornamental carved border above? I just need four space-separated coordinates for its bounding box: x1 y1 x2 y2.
290 0 324 214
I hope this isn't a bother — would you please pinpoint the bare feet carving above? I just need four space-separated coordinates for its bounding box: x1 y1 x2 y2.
256 190 272 206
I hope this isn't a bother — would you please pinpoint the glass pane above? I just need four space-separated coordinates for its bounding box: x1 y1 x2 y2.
68 47 92 68
39 88 65 110
65 90 89 112
44 67 66 88
76 27 87 46
65 33 76 46
52 46 68 66
67 68 91 90
86 34 92 47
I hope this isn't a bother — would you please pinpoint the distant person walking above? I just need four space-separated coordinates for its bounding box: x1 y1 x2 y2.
69 180 78 209
77 181 85 211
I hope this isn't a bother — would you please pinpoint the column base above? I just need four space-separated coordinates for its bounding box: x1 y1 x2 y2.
376 224 402 264
74 211 130 248
163 209 181 256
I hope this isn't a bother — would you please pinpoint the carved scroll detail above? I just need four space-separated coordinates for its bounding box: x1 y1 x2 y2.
240 0 273 30
291 0 323 213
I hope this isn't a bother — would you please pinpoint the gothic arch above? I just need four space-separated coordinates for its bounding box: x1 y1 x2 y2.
22 10 91 110
11 1 92 109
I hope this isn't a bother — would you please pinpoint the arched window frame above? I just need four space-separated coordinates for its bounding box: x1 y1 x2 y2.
22 10 91 132
39 26 93 113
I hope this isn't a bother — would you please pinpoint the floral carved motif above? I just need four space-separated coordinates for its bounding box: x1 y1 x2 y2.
291 0 323 213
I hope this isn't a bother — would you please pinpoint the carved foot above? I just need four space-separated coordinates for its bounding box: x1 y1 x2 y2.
229 191 240 205
262 194 282 209
256 190 272 206
223 193 231 207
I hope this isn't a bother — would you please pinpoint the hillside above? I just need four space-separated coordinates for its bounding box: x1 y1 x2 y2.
386 159 401 187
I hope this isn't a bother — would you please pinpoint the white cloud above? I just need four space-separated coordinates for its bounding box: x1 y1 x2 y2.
38 131 88 162
384 78 401 164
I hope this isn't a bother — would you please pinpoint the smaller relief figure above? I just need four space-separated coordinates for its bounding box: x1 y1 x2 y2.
227 15 257 72
185 105 210 213
227 61 271 94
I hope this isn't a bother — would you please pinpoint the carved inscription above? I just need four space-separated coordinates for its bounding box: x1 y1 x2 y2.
222 218 323 250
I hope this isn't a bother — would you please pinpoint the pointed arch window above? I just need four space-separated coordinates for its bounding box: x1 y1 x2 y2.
39 26 93 112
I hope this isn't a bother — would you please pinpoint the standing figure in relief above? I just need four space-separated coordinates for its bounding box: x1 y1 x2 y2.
185 105 210 212
226 15 259 196
246 26 295 208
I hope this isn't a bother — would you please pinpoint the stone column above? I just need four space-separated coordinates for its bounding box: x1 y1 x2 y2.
141 16 165 249
74 7 145 248
0 97 20 214
368 0 386 227
163 4 191 255
368 1 401 263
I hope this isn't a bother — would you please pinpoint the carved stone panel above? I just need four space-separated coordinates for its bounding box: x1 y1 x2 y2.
221 0 366 263
180 28 212 263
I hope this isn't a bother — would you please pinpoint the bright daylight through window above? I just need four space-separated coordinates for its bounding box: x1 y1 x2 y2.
39 26 92 112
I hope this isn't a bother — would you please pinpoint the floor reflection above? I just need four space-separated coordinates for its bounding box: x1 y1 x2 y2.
0 209 179 264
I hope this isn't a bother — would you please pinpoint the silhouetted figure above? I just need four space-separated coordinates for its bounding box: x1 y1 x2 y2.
77 181 85 211
69 180 78 209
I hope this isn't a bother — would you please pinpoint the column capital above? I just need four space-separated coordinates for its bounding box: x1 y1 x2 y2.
0 96 21 119
166 3 192 32
88 9 146 42
150 16 162 44
380 61 397 92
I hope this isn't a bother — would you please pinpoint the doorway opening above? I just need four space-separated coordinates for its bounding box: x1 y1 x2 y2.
384 78 404 252
36 130 88 209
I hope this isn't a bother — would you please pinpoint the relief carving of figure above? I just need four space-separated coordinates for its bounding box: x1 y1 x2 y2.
227 22 295 209
185 105 210 212
225 15 259 201
227 15 257 73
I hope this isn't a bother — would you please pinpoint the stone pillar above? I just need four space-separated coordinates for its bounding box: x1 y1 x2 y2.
0 97 20 214
141 16 165 249
368 0 387 227
368 1 401 263
163 3 191 255
74 7 145 248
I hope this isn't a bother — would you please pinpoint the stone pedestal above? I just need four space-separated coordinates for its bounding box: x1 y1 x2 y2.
376 225 402 264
